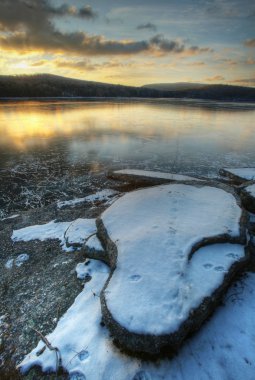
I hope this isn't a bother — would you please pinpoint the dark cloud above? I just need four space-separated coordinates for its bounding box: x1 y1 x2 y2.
150 35 184 53
136 23 157 32
0 0 97 32
77 5 97 19
54 59 96 71
0 1 212 57
244 38 255 47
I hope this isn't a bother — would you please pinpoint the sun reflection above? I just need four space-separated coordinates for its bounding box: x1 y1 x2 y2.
0 100 254 152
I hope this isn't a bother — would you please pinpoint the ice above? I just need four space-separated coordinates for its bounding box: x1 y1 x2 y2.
12 218 96 251
112 169 202 181
57 189 119 209
222 168 255 181
101 184 243 335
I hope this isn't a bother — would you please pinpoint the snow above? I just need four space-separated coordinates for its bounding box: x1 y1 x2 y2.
75 260 94 280
57 189 119 209
0 214 20 221
15 253 30 267
113 169 202 181
12 218 96 251
246 184 255 198
101 184 243 335
19 262 255 380
85 234 104 252
65 219 96 247
222 168 255 181
5 253 29 269
5 259 14 269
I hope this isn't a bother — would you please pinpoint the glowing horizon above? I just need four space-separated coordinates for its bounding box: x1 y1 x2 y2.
0 0 254 87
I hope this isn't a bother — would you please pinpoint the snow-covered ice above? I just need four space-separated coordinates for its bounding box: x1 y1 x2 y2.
12 218 96 251
57 189 119 209
19 261 255 380
112 169 201 181
222 168 255 182
101 184 244 336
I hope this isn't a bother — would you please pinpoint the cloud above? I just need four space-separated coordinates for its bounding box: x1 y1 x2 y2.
246 58 255 64
0 0 97 33
231 77 255 85
205 0 255 19
188 61 206 66
136 23 157 32
31 60 46 67
205 75 225 82
244 38 255 47
77 5 97 19
0 1 212 58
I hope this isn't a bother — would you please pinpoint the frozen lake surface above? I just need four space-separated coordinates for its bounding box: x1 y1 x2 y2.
0 99 255 217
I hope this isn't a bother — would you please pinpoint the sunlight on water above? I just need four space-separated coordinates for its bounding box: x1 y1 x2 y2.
0 101 255 160
0 99 255 216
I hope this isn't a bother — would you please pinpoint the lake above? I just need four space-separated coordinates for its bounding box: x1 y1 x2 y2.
0 99 255 217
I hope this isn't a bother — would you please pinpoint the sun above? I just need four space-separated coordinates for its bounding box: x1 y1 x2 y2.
13 61 30 70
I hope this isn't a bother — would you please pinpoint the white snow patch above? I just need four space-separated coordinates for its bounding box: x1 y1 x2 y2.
15 253 29 267
101 184 243 335
113 169 202 181
0 315 6 325
12 219 96 251
246 184 255 198
5 253 30 269
57 189 119 209
65 219 96 247
5 259 14 269
223 168 255 181
75 261 92 280
1 214 20 221
85 234 103 252
19 264 255 380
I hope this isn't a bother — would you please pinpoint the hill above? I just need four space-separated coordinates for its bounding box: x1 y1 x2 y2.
143 82 206 91
0 74 160 98
143 82 255 101
0 74 254 101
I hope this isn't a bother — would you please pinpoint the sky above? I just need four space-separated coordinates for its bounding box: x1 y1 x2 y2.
0 0 254 86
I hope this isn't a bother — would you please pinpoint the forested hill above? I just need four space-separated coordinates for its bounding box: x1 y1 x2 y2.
0 74 160 98
0 74 255 101
143 82 255 102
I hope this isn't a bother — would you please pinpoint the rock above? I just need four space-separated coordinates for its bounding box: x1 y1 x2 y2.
219 168 255 184
97 181 248 355
81 234 109 264
108 169 202 187
240 183 255 213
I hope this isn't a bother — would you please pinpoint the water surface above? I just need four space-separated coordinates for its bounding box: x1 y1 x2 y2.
0 99 254 216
